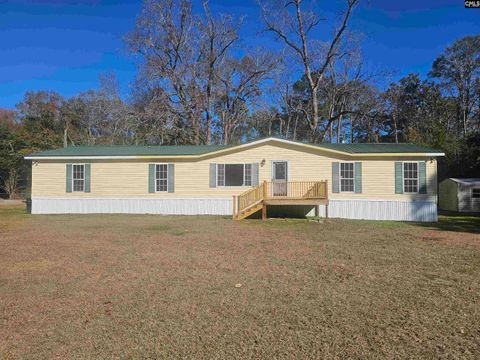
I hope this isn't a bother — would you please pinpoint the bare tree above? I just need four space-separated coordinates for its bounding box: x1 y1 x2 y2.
430 35 480 136
261 0 359 142
129 78 187 145
216 54 276 144
199 1 241 144
3 168 20 199
126 0 205 144
318 43 365 143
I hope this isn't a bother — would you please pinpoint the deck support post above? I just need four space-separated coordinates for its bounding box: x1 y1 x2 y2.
262 204 267 221
314 204 320 217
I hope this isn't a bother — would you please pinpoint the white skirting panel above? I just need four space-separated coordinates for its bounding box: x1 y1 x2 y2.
318 199 437 222
32 198 437 221
32 198 232 215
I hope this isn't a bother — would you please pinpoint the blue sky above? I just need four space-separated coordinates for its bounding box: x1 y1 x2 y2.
0 0 478 109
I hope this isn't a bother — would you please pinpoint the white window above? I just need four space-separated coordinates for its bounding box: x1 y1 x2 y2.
72 164 85 192
244 164 252 186
155 164 168 192
403 162 418 193
217 164 252 187
217 164 225 187
340 163 354 192
472 188 480 199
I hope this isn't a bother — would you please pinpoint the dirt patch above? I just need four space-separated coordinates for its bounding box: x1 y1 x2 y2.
421 229 480 248
0 200 24 206
8 259 52 272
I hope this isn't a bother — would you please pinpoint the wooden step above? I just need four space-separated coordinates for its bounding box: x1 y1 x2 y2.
234 202 263 220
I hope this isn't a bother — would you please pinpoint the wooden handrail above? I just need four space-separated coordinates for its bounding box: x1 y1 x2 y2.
265 181 327 199
234 180 328 214
237 184 264 213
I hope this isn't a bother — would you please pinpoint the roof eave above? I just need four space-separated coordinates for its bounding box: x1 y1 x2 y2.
24 137 445 160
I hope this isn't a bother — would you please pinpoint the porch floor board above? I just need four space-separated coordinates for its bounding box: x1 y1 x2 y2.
264 198 328 206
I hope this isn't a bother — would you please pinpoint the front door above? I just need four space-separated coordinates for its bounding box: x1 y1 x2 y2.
272 161 288 196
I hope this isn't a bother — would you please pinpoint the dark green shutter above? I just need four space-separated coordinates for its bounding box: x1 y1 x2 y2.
252 163 259 186
209 163 217 188
354 162 362 194
332 162 339 193
84 164 91 193
168 163 174 193
395 162 403 194
419 161 427 194
148 164 155 193
66 164 72 193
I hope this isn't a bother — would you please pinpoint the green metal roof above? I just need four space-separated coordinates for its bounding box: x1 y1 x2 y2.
313 142 442 154
26 138 442 158
28 144 232 157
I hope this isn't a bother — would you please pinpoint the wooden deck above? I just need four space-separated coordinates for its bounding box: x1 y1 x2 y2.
233 181 328 220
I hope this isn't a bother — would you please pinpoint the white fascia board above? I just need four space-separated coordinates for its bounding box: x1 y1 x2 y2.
23 137 446 160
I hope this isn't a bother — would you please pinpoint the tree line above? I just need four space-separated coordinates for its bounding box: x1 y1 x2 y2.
0 0 479 198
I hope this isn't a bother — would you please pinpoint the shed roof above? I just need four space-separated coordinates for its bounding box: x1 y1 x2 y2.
25 137 444 159
449 178 480 185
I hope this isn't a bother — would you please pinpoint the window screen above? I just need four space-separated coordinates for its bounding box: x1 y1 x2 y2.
217 164 252 186
72 164 85 192
156 164 168 192
472 188 480 199
403 162 418 193
273 162 287 180
340 163 354 192
225 164 244 186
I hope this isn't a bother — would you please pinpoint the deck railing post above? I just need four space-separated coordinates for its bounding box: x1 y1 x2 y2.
232 195 237 216
263 180 268 200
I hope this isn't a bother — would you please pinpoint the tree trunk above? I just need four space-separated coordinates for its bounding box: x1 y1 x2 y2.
349 116 353 143
293 114 298 141
337 115 342 143
206 74 213 144
327 102 335 143
393 113 398 143
285 113 291 140
5 169 19 200
206 110 212 145
222 113 229 145
63 127 68 148
311 88 320 142
195 125 201 145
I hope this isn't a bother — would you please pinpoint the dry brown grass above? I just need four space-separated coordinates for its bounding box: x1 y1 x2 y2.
0 206 479 359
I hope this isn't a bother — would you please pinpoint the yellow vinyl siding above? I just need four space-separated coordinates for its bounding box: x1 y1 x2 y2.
31 142 437 201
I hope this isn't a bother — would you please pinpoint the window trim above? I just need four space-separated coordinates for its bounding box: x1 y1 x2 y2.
154 163 169 193
72 163 86 193
216 163 251 187
339 162 355 193
402 161 419 194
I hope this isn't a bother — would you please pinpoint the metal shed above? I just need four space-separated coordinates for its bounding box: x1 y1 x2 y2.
439 178 480 212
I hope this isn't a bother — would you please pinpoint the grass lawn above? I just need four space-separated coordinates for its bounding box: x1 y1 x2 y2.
0 206 479 359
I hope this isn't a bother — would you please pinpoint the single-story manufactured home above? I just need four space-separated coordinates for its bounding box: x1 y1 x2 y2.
25 137 444 221
439 178 480 213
